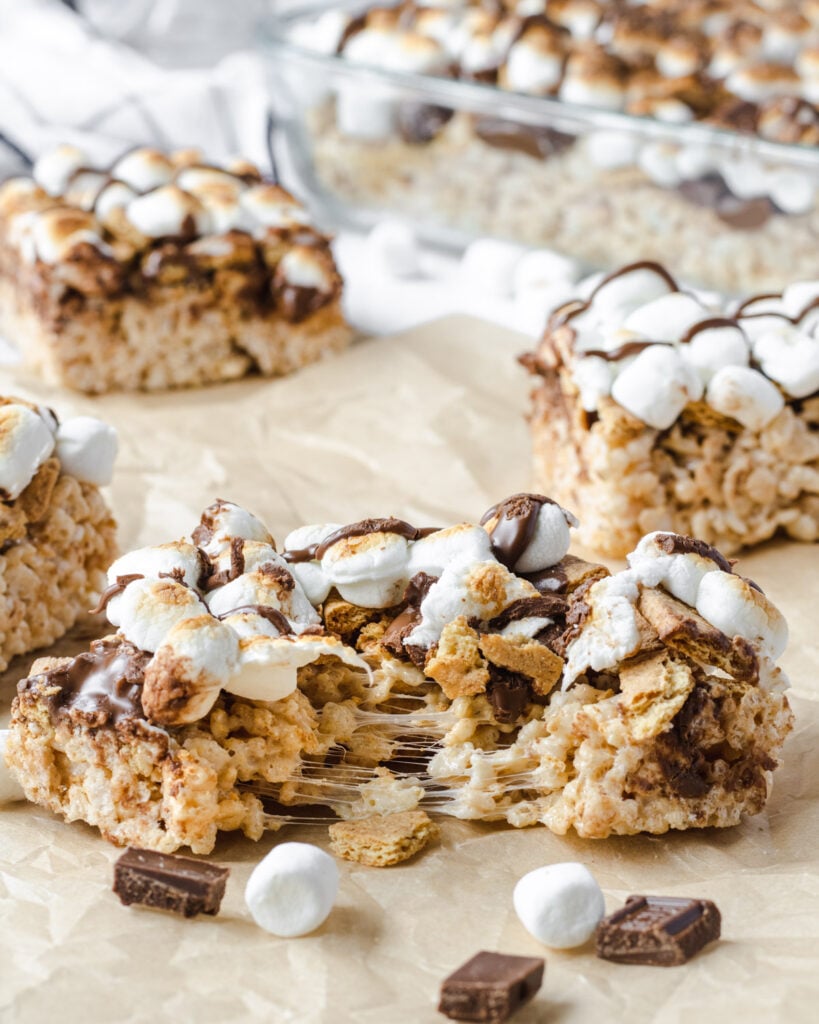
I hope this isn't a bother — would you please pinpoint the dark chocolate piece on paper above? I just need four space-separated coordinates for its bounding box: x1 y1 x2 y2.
438 950 545 1022
596 895 721 966
113 847 229 918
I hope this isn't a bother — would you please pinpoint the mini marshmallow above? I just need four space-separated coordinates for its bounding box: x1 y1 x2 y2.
611 346 703 430
706 365 785 430
696 571 788 659
512 502 576 573
107 542 204 590
240 185 311 229
55 416 118 486
407 524 495 578
638 142 683 188
335 82 396 141
194 500 274 558
33 144 86 196
720 158 770 201
628 532 725 607
674 144 719 181
126 185 210 238
0 403 56 500
219 610 283 640
751 327 819 400
206 564 320 631
782 281 819 319
283 524 342 606
512 249 580 299
563 572 641 686
321 530 411 609
589 265 675 321
106 578 208 652
95 181 137 225
32 209 107 264
622 292 708 342
63 170 108 211
768 171 816 216
572 355 614 411
504 37 563 94
245 842 339 937
513 863 605 949
681 324 750 383
111 148 175 193
278 247 334 292
459 238 529 299
366 220 422 279
0 731 25 804
226 634 370 703
584 131 641 170
727 65 800 104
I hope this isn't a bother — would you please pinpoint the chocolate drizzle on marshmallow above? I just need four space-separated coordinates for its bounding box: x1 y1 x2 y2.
480 493 556 569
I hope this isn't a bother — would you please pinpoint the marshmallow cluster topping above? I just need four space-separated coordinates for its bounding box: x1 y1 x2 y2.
0 146 340 319
294 1 819 216
528 261 819 432
0 396 117 502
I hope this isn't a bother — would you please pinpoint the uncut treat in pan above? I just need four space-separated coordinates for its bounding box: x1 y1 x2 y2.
6 493 792 853
0 145 351 393
521 260 819 558
0 395 117 673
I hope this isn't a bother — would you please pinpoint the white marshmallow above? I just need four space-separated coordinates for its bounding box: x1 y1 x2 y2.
696 571 788 659
513 502 576 573
622 292 708 342
366 221 422 279
0 731 25 804
33 144 87 196
782 281 819 320
64 170 108 211
628 532 724 607
32 210 107 265
226 634 370 703
674 144 719 181
559 77 625 110
126 185 210 238
459 239 528 299
219 610 284 640
245 842 339 937
278 247 334 292
584 131 640 170
194 500 273 558
107 542 204 590
512 249 580 299
513 863 605 949
0 403 56 500
681 325 750 383
112 148 175 193
95 181 137 224
290 561 333 606
572 355 614 411
611 346 703 430
638 142 683 188
590 266 675 320
706 365 785 430
408 524 495 578
106 578 208 652
768 171 815 216
751 326 819 400
505 42 563 93
240 185 311 230
563 572 641 686
321 530 411 608
206 564 320 632
720 158 770 200
210 540 279 579
336 82 396 140
55 416 118 486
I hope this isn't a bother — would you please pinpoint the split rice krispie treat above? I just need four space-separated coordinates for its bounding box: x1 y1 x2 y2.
7 494 792 853
521 260 819 557
0 395 117 672
0 145 351 393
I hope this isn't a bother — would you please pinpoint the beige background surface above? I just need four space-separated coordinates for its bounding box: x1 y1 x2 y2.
1 318 817 1023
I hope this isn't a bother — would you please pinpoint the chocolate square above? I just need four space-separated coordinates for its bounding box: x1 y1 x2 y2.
113 847 229 918
438 950 545 1022
596 895 721 966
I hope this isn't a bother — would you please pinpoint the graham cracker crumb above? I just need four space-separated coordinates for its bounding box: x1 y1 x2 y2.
425 617 489 699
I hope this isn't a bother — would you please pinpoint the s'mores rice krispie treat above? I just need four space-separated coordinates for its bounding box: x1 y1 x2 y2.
7 493 792 851
0 146 351 393
521 261 819 558
0 395 117 672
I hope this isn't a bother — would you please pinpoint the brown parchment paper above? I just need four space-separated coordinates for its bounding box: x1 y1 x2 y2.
1 316 817 1024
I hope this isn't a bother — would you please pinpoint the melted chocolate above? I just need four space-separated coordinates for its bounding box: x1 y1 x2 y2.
398 103 454 144
654 533 734 574
482 594 567 632
486 666 531 724
275 283 332 324
679 317 743 345
473 118 574 160
479 494 555 569
382 572 439 658
204 537 246 590
89 574 145 615
216 604 294 634
552 261 680 331
313 518 432 560
582 339 663 362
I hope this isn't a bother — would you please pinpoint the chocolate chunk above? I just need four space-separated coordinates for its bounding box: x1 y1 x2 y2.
113 847 229 918
474 117 574 160
438 951 545 1022
596 895 721 966
486 666 531 725
397 102 454 144
716 195 775 230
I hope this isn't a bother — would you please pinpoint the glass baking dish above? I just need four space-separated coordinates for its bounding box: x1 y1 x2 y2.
262 0 819 294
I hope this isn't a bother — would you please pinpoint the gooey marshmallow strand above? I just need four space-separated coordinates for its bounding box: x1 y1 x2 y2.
561 264 819 431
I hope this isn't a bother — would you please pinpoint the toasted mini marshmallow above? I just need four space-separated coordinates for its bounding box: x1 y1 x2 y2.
559 49 627 110
0 177 49 219
512 501 577 572
407 559 537 648
226 634 370 703
192 499 273 558
112 148 175 193
750 324 819 400
94 181 137 226
63 170 108 211
107 577 208 652
54 416 118 486
321 530 411 608
207 540 279 580
547 0 600 39
126 185 210 238
282 524 341 606
761 12 812 63
623 292 708 341
206 562 320 629
563 572 641 686
727 63 801 103
708 22 763 78
33 144 87 197
107 541 204 589
277 246 335 292
240 184 310 230
390 31 449 73
706 365 785 430
611 346 703 430
31 208 107 264
142 616 239 725
502 27 564 94
628 532 728 607
191 181 247 234
656 36 705 78
696 571 788 659
681 324 750 382
572 355 615 411
0 403 56 500
407 524 495 577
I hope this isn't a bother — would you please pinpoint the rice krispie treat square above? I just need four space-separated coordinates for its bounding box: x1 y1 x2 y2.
521 261 819 557
0 395 117 672
7 493 792 853
0 146 351 393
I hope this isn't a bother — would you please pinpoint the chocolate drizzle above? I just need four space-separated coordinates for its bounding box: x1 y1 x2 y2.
382 572 439 659
480 493 555 569
216 604 294 634
481 594 567 633
89 574 145 615
654 533 734 574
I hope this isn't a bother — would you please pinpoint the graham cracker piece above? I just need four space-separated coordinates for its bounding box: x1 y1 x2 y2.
328 810 438 867
323 595 386 638
425 616 489 699
559 554 610 593
618 652 696 741
18 457 60 522
638 588 759 682
478 632 563 697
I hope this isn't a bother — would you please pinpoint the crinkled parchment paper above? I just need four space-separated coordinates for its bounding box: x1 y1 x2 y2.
1 317 817 1023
